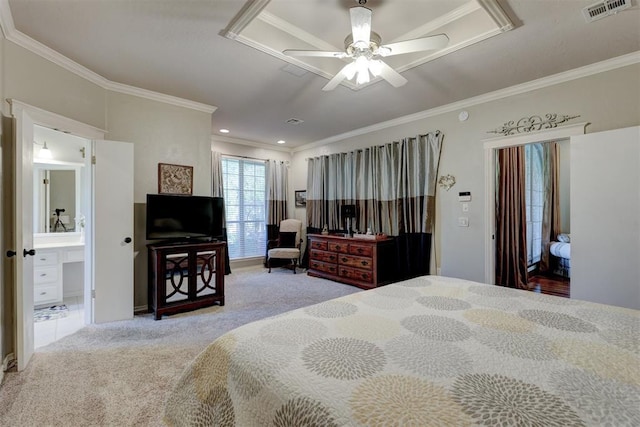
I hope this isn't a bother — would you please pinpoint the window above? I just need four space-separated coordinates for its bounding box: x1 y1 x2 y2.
221 157 266 259
525 143 544 266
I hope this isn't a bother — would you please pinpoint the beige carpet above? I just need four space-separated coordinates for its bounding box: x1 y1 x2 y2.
0 266 358 426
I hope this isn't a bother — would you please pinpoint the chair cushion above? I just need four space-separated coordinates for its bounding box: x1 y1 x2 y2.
268 248 300 259
278 231 297 248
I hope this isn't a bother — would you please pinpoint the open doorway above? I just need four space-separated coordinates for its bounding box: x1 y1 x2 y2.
482 123 587 296
32 125 91 349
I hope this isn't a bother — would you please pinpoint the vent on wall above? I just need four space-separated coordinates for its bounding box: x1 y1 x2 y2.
583 0 632 22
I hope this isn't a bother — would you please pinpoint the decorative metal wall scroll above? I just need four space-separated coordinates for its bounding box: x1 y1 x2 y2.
438 174 456 191
487 114 580 136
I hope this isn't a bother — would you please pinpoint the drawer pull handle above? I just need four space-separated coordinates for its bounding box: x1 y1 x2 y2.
362 274 368 279
361 261 368 266
329 256 336 260
40 292 47 295
40 273 47 277
357 248 363 253
335 245 341 250
341 257 348 262
39 258 46 261
342 270 347 274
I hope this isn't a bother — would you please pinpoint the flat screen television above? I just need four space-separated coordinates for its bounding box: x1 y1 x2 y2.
146 194 224 241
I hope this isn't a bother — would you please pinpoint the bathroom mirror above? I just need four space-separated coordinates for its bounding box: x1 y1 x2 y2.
33 162 83 233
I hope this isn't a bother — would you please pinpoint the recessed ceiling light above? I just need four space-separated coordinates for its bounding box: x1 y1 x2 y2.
277 140 286 144
220 129 230 133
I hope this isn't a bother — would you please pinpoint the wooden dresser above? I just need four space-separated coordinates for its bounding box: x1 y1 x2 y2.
307 234 395 289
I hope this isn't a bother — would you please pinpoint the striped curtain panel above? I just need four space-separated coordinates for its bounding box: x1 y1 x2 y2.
267 160 288 226
306 132 443 278
211 151 231 274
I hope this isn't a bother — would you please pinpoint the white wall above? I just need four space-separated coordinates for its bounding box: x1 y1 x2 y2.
2 41 106 130
105 92 214 308
570 127 640 309
290 64 640 283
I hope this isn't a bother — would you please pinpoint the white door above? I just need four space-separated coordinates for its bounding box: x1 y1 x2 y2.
92 140 134 323
12 105 36 370
570 126 640 309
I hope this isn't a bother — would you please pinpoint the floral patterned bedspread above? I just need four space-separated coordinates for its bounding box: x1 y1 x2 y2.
164 275 639 426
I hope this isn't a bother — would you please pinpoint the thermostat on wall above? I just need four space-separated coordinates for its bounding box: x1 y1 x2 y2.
458 191 471 202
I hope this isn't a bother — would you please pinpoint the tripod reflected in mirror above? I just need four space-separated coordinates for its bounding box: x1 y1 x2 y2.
53 208 67 232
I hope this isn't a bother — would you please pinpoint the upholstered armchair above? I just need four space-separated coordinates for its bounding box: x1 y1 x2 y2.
267 219 302 273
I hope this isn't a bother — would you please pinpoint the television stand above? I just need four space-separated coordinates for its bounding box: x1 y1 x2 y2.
147 240 226 320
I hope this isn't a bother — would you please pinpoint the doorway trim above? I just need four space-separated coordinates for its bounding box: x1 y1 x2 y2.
482 122 589 284
8 99 105 369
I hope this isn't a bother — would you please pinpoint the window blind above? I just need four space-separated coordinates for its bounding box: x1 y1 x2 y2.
221 157 267 259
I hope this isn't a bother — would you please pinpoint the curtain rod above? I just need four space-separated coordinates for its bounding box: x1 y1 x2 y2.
220 153 289 165
304 131 441 161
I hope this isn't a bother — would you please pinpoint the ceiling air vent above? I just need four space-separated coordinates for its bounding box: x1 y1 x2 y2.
286 118 304 125
583 0 632 22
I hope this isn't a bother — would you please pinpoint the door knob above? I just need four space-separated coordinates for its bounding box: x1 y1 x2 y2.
23 249 36 257
124 237 132 244
6 250 17 258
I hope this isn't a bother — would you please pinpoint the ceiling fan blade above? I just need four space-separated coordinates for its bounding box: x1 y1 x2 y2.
379 34 449 57
283 49 347 58
322 62 356 91
376 60 408 88
350 6 372 46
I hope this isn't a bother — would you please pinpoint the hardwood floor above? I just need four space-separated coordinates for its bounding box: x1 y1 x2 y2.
528 274 570 298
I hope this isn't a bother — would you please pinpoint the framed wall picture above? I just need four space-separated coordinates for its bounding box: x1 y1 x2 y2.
295 190 307 207
158 163 193 195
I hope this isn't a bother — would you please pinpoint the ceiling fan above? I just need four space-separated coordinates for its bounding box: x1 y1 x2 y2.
282 1 449 91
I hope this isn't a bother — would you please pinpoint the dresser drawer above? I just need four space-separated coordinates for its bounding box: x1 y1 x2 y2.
309 240 328 251
310 249 338 264
349 243 373 257
328 242 348 253
338 266 373 283
309 260 338 275
64 248 84 263
34 266 59 284
34 284 60 305
34 251 58 267
338 254 373 270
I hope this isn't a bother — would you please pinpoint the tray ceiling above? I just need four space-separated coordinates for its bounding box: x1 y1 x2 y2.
223 0 513 91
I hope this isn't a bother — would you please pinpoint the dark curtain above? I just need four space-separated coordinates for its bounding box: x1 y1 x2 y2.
539 142 561 272
496 146 529 289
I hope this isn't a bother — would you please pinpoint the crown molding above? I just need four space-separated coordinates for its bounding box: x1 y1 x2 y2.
104 81 217 114
212 134 292 153
292 50 640 152
476 0 514 32
221 0 271 40
0 0 217 114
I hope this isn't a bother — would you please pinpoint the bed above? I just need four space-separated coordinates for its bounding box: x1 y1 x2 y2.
550 234 571 278
164 275 639 426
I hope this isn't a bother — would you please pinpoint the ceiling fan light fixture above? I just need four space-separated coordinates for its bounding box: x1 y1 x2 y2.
343 62 357 80
368 59 382 77
355 56 370 84
376 46 392 57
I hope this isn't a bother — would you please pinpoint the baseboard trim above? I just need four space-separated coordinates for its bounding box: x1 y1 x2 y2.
134 305 149 315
